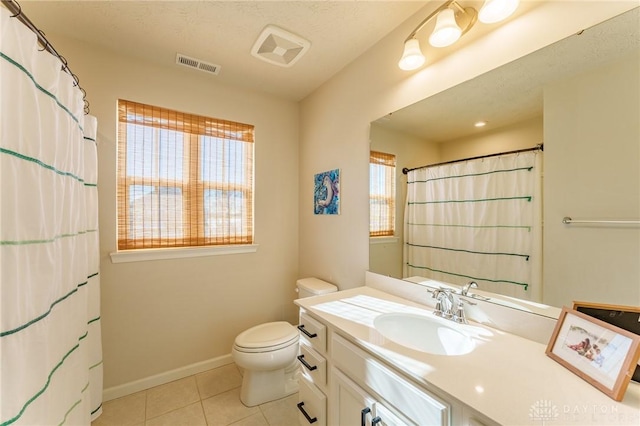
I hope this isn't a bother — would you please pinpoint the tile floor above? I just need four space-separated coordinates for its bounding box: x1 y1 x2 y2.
91 364 299 426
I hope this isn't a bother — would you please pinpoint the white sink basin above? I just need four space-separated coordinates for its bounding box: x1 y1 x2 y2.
373 312 475 356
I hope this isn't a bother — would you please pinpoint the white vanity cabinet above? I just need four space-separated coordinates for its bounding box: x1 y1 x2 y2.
296 308 493 426
295 286 640 425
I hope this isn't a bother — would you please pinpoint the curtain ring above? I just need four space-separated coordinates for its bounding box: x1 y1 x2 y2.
37 30 49 51
58 55 70 73
9 2 22 18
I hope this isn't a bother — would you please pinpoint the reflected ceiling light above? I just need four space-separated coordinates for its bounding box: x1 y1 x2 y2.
398 0 519 71
474 121 487 127
479 0 520 24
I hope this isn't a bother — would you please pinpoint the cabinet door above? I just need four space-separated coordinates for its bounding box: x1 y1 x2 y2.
332 334 450 425
374 403 412 426
331 368 411 426
332 368 376 426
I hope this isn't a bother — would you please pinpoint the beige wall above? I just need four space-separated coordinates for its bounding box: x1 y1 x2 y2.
50 37 300 389
543 54 640 307
439 116 543 162
299 1 636 290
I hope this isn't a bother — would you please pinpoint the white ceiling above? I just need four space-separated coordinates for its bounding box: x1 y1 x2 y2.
20 0 426 101
16 2 638 141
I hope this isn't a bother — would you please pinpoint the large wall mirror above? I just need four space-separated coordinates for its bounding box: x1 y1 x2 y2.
369 8 639 312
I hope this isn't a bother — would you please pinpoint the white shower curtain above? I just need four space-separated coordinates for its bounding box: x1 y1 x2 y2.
404 150 542 301
1 6 102 425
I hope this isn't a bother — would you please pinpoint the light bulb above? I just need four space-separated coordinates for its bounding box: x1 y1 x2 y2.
478 0 520 24
429 8 462 48
398 38 425 71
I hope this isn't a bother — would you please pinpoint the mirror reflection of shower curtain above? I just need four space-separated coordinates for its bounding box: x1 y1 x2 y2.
404 151 542 301
0 7 103 425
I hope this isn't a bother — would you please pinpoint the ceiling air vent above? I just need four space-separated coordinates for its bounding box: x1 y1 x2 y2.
176 53 221 76
251 25 311 68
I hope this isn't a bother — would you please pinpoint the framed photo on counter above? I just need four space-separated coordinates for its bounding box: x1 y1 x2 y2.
546 306 640 401
573 301 640 384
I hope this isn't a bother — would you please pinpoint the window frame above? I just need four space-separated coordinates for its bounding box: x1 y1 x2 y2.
369 150 396 238
115 99 255 252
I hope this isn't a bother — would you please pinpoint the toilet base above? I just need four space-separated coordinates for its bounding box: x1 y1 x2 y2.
239 362 299 407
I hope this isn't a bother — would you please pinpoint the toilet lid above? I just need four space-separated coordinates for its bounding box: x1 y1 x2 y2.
235 321 299 350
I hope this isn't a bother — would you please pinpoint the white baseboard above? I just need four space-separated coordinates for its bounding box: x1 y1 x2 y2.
103 353 234 401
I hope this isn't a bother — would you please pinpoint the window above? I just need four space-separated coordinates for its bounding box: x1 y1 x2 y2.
369 151 396 237
116 100 254 250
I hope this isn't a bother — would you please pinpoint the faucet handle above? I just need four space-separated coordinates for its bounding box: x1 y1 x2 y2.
432 288 445 317
453 300 468 324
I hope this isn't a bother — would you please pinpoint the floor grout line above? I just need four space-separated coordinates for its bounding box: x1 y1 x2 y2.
94 364 298 426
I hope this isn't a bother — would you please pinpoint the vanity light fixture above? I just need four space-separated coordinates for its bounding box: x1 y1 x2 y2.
478 0 521 24
398 0 520 71
429 7 463 48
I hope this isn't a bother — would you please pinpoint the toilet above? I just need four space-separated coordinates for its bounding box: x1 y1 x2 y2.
232 278 338 407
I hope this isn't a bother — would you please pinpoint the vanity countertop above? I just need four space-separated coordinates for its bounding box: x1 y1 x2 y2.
295 286 640 426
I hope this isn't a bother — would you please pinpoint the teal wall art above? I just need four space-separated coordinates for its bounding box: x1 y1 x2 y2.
314 169 340 215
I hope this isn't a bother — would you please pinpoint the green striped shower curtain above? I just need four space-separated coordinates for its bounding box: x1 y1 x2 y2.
404 151 543 301
1 6 103 425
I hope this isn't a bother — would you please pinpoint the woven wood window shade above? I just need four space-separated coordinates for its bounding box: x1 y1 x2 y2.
370 150 396 237
117 100 254 250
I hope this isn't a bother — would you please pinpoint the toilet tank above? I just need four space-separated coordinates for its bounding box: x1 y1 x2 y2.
296 277 338 299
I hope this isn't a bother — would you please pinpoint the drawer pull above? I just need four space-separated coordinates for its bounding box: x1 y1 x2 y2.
372 416 382 425
297 354 318 371
297 324 318 338
361 407 371 426
297 401 318 424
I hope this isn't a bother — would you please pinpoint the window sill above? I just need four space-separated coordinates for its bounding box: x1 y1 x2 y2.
369 237 399 245
109 244 259 263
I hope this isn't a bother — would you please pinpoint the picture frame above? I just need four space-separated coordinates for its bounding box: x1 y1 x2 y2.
572 301 640 384
546 306 640 401
314 169 340 215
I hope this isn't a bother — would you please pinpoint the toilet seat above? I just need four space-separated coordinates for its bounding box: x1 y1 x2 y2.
234 321 299 353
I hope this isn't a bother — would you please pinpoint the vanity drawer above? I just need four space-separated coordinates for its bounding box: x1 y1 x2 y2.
298 311 327 354
298 375 326 426
298 342 327 388
332 334 450 426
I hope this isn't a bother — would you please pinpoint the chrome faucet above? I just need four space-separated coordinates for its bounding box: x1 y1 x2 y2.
432 288 455 319
432 288 468 324
459 280 490 301
461 281 478 296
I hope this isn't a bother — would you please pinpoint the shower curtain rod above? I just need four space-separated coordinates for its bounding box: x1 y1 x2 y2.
402 144 543 174
1 0 89 114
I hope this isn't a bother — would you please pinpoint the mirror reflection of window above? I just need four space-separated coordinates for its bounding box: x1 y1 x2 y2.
369 151 396 238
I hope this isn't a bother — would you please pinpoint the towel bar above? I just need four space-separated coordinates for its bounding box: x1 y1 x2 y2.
562 216 640 225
